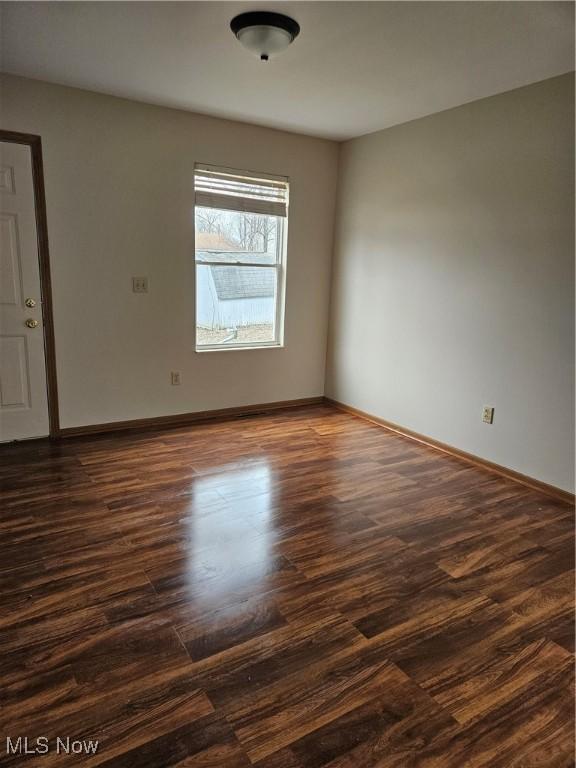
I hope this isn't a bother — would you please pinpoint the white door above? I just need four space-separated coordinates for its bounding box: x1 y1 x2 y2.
0 141 50 441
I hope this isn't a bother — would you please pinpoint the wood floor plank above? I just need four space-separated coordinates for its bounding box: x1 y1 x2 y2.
285 671 456 768
1 667 214 768
186 612 366 710
0 404 573 766
178 595 288 661
225 647 414 762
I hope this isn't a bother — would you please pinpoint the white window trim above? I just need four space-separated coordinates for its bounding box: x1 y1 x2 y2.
194 168 288 352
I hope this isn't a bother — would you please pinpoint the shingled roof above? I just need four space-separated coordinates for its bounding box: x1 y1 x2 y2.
210 265 275 300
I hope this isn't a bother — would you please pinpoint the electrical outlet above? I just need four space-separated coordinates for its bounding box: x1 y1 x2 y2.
482 406 494 424
171 371 181 386
132 276 148 293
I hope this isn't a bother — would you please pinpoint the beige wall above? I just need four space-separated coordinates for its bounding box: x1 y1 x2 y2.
327 74 575 493
1 75 338 428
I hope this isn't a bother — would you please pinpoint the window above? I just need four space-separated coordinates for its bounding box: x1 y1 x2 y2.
194 164 288 350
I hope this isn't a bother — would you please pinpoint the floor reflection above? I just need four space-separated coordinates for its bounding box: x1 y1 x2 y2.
183 461 276 607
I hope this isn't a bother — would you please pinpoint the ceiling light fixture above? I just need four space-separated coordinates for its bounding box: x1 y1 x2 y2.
230 11 300 62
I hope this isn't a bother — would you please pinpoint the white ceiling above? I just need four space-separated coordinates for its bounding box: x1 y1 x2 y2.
1 2 574 141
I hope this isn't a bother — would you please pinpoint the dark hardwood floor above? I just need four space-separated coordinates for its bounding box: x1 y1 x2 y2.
1 404 574 767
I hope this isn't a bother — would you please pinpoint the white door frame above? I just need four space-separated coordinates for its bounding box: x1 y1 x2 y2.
1 130 59 438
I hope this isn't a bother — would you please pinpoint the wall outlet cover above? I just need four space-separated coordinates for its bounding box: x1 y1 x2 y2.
482 406 494 424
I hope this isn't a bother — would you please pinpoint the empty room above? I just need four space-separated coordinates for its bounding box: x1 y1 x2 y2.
0 2 574 765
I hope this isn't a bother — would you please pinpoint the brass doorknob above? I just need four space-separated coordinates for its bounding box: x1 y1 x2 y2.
25 319 39 329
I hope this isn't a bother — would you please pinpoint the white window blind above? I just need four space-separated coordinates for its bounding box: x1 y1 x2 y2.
195 166 288 218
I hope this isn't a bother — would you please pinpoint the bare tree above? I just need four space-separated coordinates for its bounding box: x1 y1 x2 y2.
255 215 276 251
231 213 276 251
196 209 222 233
197 207 278 253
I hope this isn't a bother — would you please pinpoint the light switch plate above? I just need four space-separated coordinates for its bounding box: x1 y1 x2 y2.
132 276 148 293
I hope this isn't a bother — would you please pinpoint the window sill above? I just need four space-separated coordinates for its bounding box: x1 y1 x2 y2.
195 344 285 353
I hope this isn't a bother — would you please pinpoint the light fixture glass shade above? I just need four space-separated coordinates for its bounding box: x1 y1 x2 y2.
237 25 293 59
230 12 300 61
